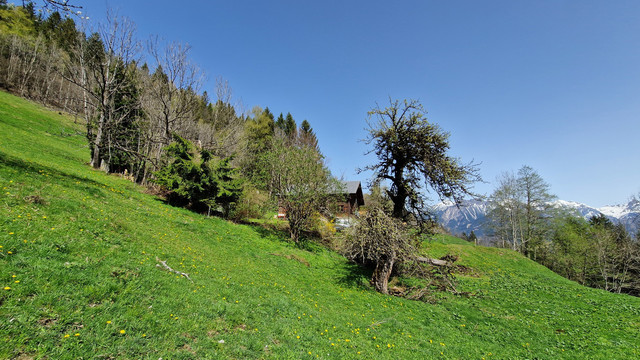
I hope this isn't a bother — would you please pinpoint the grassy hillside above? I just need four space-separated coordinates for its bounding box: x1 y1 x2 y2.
1 90 639 359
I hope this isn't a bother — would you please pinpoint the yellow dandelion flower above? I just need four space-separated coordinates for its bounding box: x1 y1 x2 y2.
64 334 70 338
74 333 80 337
296 336 300 339
4 287 10 290
106 320 111 324
14 280 19 283
120 330 126 334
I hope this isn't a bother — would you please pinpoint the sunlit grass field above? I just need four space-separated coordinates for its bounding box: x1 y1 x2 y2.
1 90 639 359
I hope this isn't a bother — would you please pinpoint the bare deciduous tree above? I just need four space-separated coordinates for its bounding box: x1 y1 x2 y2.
146 38 204 144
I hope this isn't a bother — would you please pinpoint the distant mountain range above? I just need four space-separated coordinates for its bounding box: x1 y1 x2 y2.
432 198 640 238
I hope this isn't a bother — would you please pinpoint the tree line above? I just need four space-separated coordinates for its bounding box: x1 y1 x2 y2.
0 4 333 241
487 166 640 296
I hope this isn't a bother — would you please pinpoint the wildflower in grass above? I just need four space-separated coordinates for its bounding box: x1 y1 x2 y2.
106 321 111 324
74 333 80 337
14 280 19 283
8 232 13 235
120 330 126 334
4 287 10 290
64 334 70 338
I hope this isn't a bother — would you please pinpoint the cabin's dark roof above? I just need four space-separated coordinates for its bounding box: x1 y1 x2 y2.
342 181 361 194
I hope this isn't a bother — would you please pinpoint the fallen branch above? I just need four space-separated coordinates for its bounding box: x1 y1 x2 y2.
415 256 450 266
156 256 193 282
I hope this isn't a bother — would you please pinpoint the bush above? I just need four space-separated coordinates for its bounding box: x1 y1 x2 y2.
229 185 271 221
342 207 416 294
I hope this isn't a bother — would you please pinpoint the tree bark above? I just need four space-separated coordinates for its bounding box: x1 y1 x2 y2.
371 256 395 294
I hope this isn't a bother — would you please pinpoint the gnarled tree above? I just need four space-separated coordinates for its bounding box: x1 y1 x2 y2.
360 98 480 224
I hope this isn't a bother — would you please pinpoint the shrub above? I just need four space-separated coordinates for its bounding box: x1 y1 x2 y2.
342 207 416 294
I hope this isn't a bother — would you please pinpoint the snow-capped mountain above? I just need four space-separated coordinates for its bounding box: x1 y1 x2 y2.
432 198 640 238
431 199 489 237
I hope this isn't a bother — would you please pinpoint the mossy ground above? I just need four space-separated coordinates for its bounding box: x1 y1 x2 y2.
1 91 639 359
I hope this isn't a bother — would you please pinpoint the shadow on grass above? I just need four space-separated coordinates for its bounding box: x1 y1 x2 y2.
0 151 107 198
336 261 372 290
245 221 374 290
247 224 328 253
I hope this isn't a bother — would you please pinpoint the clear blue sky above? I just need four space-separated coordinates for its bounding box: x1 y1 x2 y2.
78 0 640 207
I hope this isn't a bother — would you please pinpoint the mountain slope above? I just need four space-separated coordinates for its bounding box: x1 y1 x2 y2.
431 199 488 237
1 91 640 359
434 198 640 237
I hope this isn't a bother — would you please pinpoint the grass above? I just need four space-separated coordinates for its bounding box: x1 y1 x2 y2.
1 90 639 359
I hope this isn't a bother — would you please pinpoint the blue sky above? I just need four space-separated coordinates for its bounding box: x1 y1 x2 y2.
78 0 640 207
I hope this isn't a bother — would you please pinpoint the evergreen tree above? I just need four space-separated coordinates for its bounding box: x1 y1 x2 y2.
284 112 296 137
154 134 242 216
298 119 318 149
275 113 285 131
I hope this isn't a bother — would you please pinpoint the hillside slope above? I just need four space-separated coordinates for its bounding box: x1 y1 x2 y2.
1 91 639 359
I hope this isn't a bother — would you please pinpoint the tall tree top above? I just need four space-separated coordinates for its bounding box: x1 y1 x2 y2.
361 98 481 222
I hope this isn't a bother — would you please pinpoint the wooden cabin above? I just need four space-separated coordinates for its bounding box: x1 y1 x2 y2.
336 181 365 215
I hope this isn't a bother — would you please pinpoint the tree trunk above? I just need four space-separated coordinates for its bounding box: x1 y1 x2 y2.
91 111 106 168
371 256 395 294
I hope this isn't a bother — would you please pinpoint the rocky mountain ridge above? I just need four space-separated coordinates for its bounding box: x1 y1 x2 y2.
432 198 640 238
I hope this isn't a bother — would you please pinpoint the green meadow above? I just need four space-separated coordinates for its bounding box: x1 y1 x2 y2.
1 90 639 359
